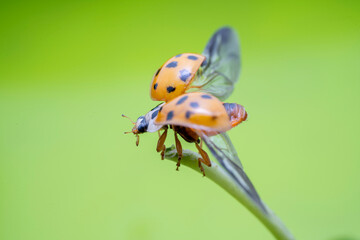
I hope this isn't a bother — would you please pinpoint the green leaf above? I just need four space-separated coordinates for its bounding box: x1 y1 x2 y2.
164 146 295 240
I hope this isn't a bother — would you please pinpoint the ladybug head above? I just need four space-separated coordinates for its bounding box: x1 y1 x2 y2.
134 116 148 133
122 114 148 146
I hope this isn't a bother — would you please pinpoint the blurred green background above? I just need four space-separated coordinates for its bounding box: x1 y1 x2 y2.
1 1 359 239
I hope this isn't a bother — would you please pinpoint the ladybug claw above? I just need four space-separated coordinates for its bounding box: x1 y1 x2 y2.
198 158 206 176
176 157 181 171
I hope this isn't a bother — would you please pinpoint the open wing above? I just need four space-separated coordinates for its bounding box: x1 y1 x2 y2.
206 132 243 168
200 132 267 213
191 27 241 101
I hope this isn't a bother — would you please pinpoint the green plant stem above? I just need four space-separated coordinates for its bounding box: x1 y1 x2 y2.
165 147 295 240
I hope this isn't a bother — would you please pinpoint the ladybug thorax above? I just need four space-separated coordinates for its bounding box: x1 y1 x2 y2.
133 103 165 134
150 53 206 102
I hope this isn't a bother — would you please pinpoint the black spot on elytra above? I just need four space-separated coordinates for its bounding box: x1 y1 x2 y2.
179 69 191 82
211 116 218 120
166 86 176 93
176 95 188 105
166 61 178 68
201 94 212 99
151 110 159 119
166 111 174 121
185 111 193 119
190 102 199 108
187 55 198 60
175 54 182 58
154 83 158 90
159 106 163 112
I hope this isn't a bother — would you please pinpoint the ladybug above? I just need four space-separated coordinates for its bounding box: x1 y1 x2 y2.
124 26 243 170
124 92 247 175
123 26 267 213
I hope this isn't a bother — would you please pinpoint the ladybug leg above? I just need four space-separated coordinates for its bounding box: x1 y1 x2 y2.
195 142 211 176
198 158 205 177
160 145 166 160
156 127 168 160
135 134 140 146
173 129 183 171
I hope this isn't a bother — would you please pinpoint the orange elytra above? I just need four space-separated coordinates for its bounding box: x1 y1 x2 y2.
155 92 232 133
150 53 206 102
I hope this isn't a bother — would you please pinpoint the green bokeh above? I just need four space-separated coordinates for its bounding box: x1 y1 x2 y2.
1 1 359 239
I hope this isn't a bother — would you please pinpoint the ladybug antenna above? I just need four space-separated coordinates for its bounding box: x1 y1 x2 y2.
122 114 135 125
124 130 140 146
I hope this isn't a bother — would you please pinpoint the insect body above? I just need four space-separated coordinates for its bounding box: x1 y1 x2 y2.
124 26 244 172
125 26 244 169
124 92 247 175
124 26 267 212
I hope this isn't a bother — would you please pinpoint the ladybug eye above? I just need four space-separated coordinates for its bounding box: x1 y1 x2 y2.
138 124 146 133
137 117 148 133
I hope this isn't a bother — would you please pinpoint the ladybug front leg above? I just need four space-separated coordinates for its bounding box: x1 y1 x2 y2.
156 126 168 160
173 129 183 170
195 141 211 176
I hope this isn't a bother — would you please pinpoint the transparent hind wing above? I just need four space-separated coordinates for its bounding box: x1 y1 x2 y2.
206 132 243 169
191 27 241 101
199 133 267 213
